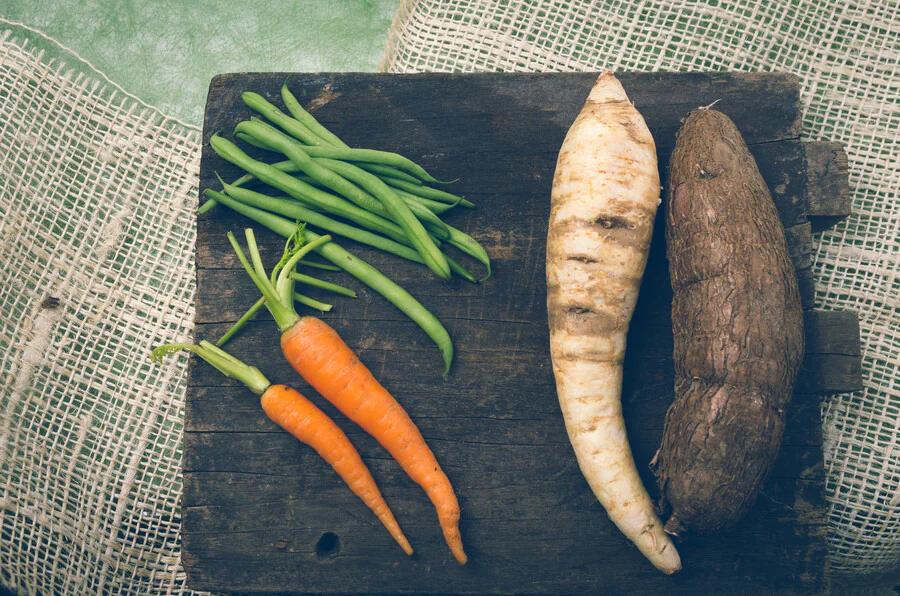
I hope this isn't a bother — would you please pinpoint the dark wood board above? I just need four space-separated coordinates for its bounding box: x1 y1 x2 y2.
187 72 861 595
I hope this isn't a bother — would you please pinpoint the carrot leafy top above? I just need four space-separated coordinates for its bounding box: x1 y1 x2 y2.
151 341 270 396
227 225 332 333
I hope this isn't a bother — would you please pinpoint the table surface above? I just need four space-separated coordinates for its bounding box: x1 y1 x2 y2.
186 71 860 594
0 0 396 125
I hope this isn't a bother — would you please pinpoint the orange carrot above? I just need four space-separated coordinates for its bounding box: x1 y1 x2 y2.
226 227 467 564
151 341 412 556
261 383 413 555
282 317 466 564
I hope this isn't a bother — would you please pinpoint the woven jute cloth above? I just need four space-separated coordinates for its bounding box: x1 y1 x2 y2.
0 2 898 594
0 20 200 594
381 0 900 578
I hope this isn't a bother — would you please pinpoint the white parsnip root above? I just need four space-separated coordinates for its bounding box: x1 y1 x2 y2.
546 72 681 574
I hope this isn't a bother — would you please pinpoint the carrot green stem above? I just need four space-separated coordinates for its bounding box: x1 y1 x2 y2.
217 295 266 347
227 230 300 332
151 341 270 396
207 192 455 372
291 272 357 297
298 259 340 271
216 267 348 348
294 293 332 312
276 234 334 306
245 229 269 281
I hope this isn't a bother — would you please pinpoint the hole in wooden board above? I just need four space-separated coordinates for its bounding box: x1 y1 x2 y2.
315 532 340 559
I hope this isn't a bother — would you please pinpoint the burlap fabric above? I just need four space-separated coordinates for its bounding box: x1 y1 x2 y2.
0 19 200 594
381 0 900 578
0 1 897 593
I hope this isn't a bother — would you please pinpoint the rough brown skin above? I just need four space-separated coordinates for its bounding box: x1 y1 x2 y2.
651 108 805 538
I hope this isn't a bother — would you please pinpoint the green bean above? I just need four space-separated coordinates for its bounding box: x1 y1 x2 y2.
214 186 422 263
294 293 332 312
390 186 461 214
304 227 454 375
282 167 450 234
215 177 446 260
280 86 443 189
218 184 473 283
291 173 329 191
242 92 325 146
198 154 294 215
305 148 446 185
352 162 422 186
198 197 217 214
290 172 449 215
202 190 454 373
234 124 449 239
210 135 412 246
241 121 422 186
445 225 492 280
231 162 292 187
290 272 357 298
385 177 475 208
235 122 451 280
240 97 445 183
207 189 477 283
314 158 450 236
280 86 451 186
235 123 420 224
244 119 422 190
281 83 348 148
249 115 287 136
230 159 421 191
235 131 276 152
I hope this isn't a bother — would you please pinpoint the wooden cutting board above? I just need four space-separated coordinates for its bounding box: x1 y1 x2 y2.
186 72 861 594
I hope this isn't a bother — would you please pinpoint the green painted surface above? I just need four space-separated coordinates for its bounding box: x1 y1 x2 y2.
0 0 397 125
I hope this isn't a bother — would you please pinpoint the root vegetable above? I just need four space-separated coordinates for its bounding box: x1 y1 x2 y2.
546 72 681 574
151 342 413 556
228 228 466 564
652 108 805 537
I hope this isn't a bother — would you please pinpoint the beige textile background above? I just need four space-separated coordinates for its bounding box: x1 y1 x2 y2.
0 1 898 594
380 0 900 578
0 20 201 595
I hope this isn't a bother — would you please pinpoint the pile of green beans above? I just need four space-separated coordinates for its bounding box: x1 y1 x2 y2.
201 83 492 373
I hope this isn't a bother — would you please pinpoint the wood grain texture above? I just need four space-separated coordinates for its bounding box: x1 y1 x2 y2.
806 142 851 232
187 72 859 594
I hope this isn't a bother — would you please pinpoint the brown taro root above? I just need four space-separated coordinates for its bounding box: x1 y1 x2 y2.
651 108 805 538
